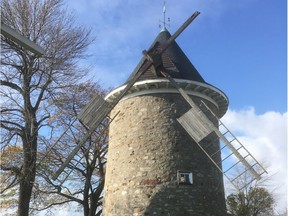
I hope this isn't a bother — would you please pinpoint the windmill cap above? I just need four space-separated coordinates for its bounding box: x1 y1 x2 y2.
106 28 229 118
126 28 206 83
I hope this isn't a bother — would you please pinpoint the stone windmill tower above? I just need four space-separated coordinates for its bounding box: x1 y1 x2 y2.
51 11 267 216
103 26 228 215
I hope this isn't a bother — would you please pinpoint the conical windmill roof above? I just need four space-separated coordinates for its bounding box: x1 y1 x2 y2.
106 28 229 118
126 28 206 83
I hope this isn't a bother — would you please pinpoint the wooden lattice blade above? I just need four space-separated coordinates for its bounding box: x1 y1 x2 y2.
162 72 267 190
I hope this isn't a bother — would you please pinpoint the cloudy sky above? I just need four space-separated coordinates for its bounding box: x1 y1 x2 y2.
66 0 286 112
50 0 287 214
63 0 286 213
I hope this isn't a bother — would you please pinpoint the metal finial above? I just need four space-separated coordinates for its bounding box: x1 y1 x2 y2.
159 0 170 30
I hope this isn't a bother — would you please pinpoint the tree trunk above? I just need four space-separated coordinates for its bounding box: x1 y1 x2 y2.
18 104 38 216
89 180 104 216
18 169 35 216
18 139 37 216
83 165 92 216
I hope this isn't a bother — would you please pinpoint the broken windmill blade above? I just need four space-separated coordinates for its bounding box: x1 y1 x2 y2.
52 11 201 181
160 71 267 191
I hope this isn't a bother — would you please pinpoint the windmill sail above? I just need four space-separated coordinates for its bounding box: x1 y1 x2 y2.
52 109 118 181
177 108 214 142
78 94 111 129
161 72 267 191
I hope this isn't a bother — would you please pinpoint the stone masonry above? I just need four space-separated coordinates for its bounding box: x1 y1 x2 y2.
103 93 227 216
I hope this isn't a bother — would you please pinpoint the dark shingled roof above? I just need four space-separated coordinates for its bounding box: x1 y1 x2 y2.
126 28 205 83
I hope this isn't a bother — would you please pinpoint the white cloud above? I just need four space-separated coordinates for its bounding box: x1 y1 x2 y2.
64 0 262 88
222 107 287 212
61 0 266 92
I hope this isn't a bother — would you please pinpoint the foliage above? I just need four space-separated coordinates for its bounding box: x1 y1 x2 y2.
0 146 23 209
0 0 93 215
227 187 274 216
226 165 275 216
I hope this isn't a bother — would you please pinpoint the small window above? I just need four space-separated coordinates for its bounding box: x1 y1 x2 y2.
177 170 193 185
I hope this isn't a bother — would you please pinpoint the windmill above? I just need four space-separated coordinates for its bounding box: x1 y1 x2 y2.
51 11 267 214
52 11 201 181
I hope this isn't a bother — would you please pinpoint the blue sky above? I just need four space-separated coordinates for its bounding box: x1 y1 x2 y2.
1 1 286 215
52 0 287 214
62 0 287 212
66 0 286 114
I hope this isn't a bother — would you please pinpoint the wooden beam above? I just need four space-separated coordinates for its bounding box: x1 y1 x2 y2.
1 23 45 56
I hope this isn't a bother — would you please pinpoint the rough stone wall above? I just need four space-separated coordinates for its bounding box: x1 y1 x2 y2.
103 93 226 216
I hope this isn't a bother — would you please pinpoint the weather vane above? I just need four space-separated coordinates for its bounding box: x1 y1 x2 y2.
159 0 170 29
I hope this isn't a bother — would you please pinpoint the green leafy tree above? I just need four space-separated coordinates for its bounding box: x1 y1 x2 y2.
227 187 274 216
226 165 275 216
0 0 93 215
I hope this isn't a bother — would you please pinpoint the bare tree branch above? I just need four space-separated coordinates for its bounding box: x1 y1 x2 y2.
1 0 94 215
0 80 23 94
